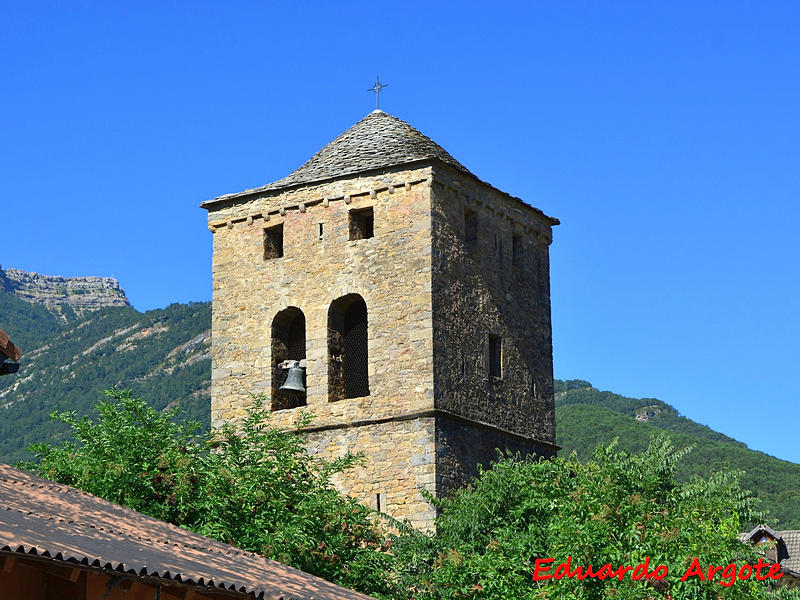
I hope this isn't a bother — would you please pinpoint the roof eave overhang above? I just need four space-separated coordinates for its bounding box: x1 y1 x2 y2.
429 160 560 227
201 157 559 227
200 158 441 211
744 524 783 543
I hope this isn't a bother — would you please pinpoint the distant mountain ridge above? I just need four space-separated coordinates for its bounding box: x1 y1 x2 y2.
0 267 209 464
555 379 745 446
0 266 129 320
555 380 800 529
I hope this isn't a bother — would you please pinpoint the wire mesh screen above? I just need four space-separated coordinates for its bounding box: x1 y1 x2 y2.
343 300 369 398
288 318 305 360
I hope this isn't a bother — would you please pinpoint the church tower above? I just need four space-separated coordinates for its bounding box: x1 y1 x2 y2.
202 110 558 529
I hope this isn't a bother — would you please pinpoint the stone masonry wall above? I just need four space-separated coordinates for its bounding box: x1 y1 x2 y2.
429 165 556 444
435 415 556 499
206 161 557 529
207 166 438 524
305 417 436 529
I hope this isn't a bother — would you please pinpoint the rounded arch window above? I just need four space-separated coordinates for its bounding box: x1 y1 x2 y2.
271 307 306 410
328 295 369 401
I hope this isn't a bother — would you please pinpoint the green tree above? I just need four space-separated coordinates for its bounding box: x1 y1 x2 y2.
392 437 800 600
22 389 394 596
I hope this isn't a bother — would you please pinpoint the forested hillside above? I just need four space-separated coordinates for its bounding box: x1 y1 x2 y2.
556 381 800 528
0 279 76 351
0 284 210 464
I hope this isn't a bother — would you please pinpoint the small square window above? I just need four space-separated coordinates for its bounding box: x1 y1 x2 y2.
512 234 523 267
349 207 374 240
263 224 284 260
488 334 502 379
464 208 477 253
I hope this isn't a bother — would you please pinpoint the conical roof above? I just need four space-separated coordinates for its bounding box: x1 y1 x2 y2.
209 110 473 203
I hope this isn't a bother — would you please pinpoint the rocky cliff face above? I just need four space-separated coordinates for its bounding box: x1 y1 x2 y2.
0 266 130 316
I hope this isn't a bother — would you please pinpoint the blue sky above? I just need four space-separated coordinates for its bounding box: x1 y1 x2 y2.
3 2 799 463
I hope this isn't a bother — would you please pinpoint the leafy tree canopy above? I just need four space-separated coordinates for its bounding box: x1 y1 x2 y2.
22 389 394 596
22 391 799 600
392 438 800 600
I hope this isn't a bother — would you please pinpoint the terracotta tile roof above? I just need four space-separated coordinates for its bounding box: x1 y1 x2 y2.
0 464 376 600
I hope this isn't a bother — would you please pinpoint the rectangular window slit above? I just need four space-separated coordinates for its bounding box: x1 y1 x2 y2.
349 207 374 240
464 208 477 253
489 334 502 379
263 223 284 260
318 223 324 239
512 234 523 267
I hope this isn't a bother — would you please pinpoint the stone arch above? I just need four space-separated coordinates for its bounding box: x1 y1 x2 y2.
271 306 306 410
328 294 369 401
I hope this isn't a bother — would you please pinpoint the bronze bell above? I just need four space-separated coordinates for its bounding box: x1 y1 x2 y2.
279 360 306 394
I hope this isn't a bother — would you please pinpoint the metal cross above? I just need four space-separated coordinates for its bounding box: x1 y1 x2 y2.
366 76 388 109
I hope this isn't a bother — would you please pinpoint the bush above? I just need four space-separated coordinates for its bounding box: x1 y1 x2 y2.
391 436 799 600
22 389 394 596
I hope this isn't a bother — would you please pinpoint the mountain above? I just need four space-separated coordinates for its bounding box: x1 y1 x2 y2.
0 267 210 464
0 266 128 314
555 380 800 529
0 265 131 351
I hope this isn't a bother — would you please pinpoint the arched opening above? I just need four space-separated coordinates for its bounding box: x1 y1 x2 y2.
328 294 369 401
271 307 306 410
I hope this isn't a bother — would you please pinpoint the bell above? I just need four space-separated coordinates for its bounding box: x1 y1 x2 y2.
279 364 306 394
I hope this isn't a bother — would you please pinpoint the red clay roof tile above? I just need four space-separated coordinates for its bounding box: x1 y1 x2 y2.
0 464 376 600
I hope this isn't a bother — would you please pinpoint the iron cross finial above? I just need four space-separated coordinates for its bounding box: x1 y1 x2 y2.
367 76 388 110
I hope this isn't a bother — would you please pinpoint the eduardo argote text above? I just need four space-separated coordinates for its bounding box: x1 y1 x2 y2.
533 556 783 588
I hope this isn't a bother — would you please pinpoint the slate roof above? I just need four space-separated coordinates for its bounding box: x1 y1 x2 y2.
203 110 472 207
742 525 800 578
782 530 800 576
743 524 782 544
0 463 375 600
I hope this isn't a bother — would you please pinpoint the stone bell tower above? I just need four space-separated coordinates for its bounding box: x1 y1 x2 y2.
202 110 558 529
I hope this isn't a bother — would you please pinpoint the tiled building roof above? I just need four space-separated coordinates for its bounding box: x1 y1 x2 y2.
0 329 20 362
742 524 800 579
0 464 375 600
204 110 472 206
782 530 800 576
